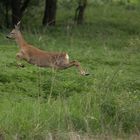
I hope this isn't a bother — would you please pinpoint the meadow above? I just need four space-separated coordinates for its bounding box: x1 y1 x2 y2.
0 2 140 140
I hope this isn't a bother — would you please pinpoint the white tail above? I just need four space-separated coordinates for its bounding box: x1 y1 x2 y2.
6 23 89 76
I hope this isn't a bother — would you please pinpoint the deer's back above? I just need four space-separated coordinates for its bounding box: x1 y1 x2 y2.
26 45 69 68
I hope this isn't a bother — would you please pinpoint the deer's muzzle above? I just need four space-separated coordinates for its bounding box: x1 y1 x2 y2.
6 35 12 39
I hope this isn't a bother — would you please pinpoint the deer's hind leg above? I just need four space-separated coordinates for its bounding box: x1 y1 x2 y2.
60 60 89 76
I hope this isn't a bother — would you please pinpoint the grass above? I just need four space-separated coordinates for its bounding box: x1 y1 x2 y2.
0 2 140 140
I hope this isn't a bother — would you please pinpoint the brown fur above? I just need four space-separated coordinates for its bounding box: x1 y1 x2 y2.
6 23 89 76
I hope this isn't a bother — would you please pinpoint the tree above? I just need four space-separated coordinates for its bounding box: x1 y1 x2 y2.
42 0 57 26
75 0 87 24
0 0 11 28
11 0 30 26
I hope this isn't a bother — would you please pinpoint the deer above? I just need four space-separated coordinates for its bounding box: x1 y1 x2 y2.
6 22 89 76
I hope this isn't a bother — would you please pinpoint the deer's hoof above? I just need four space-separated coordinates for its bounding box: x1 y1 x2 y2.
81 71 90 76
84 73 90 76
17 63 25 68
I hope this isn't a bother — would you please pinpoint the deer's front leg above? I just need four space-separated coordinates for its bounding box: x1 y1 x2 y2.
16 52 25 68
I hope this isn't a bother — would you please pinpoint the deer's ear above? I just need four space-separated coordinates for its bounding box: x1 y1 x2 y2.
15 21 21 30
17 21 21 27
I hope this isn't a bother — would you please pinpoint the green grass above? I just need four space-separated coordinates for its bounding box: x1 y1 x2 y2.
0 3 140 140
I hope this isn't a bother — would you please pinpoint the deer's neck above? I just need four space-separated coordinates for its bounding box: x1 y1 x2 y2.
15 31 27 48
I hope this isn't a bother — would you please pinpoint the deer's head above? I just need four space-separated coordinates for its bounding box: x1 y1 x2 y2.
6 21 21 39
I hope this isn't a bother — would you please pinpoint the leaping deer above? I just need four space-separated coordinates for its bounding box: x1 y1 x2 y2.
6 22 89 76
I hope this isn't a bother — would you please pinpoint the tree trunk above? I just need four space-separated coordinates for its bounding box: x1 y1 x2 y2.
11 0 21 26
5 2 9 28
11 0 30 26
42 0 57 26
75 0 87 24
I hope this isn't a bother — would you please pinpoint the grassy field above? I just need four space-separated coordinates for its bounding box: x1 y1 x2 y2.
0 2 140 140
